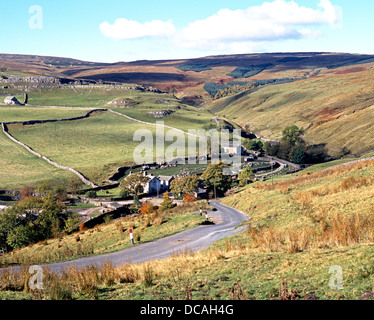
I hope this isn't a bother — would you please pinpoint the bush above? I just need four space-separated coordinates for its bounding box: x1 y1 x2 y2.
139 202 156 215
86 191 97 199
183 194 197 204
142 264 155 287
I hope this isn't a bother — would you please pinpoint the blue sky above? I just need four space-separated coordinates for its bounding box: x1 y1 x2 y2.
1 0 373 62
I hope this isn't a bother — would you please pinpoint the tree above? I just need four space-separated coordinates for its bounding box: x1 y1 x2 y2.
244 139 264 151
292 148 307 164
271 125 307 163
281 125 305 146
7 223 37 249
238 167 255 186
170 175 199 198
120 172 148 197
160 192 174 211
67 177 84 194
264 142 280 157
0 195 65 249
202 162 231 198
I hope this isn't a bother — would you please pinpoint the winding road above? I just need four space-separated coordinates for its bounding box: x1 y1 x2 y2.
14 201 249 273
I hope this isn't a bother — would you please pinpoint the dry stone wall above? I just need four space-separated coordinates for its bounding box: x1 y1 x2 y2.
1 123 97 188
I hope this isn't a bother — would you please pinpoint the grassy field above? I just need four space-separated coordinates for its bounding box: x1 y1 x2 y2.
112 106 216 132
0 85 217 190
0 129 75 190
24 85 217 132
0 84 219 191
6 111 199 185
27 85 177 109
0 105 89 123
209 65 374 157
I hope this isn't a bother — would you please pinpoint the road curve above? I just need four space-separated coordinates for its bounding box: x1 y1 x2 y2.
12 201 249 273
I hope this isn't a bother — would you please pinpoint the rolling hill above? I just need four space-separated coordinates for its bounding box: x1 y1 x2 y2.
208 63 374 157
1 51 374 191
2 52 374 105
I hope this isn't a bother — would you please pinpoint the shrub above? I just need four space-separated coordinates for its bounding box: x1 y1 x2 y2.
140 202 156 215
152 215 164 226
183 194 197 204
86 191 97 199
160 193 174 211
142 264 155 287
115 221 124 234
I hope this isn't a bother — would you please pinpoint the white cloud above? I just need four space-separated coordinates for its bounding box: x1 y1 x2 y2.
100 18 175 40
99 0 342 54
177 0 342 50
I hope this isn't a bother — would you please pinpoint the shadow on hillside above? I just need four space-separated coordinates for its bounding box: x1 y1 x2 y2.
77 72 189 83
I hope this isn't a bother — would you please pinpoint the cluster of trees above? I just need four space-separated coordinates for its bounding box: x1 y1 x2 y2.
120 162 256 205
0 192 79 250
204 81 257 99
227 64 273 79
243 138 264 153
203 83 229 98
170 175 199 199
254 77 302 87
204 77 304 100
262 125 331 164
176 64 212 72
212 83 255 100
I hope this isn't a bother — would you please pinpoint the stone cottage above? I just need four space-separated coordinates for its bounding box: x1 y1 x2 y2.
4 96 21 105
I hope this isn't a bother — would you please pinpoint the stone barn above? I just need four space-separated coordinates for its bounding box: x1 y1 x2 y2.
143 173 162 195
4 96 21 105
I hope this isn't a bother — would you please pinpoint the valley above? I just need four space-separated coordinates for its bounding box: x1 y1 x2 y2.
0 52 373 301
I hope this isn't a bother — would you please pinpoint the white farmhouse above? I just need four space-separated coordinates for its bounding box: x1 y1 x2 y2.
221 142 243 155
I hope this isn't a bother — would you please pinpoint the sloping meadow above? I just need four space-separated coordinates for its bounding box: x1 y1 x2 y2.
222 159 374 253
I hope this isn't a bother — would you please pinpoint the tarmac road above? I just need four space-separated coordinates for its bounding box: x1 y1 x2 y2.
6 201 249 274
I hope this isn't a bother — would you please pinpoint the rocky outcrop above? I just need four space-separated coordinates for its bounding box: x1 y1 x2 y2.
107 98 139 108
0 76 96 86
147 110 174 118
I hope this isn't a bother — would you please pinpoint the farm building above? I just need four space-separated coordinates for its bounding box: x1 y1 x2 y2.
221 142 243 155
4 96 21 105
142 172 174 195
159 176 174 190
143 173 162 195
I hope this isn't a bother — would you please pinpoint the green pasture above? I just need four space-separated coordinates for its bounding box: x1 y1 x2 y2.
0 130 75 190
7 111 198 185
